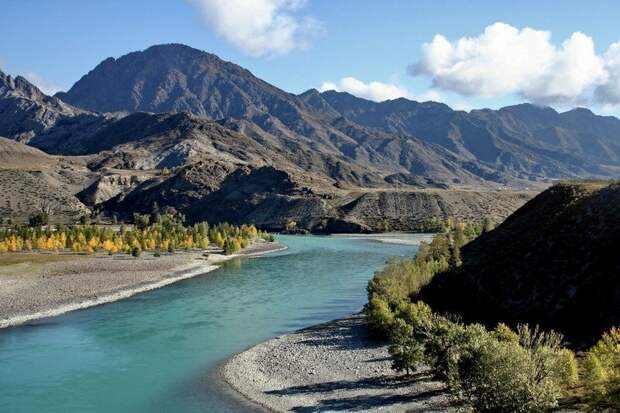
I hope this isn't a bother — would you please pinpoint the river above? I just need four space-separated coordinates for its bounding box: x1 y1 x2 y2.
0 235 422 412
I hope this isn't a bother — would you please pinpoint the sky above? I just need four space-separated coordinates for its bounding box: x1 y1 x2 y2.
3 0 620 115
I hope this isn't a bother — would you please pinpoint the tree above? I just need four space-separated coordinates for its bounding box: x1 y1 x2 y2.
133 213 150 230
388 318 424 376
223 238 241 255
131 246 142 258
28 212 48 227
584 327 620 410
449 242 462 268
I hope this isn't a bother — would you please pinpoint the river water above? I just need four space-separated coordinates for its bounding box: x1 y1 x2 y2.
0 235 421 412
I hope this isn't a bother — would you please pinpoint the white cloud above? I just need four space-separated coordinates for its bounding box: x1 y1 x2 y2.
319 77 411 102
23 72 62 95
412 22 607 105
188 0 321 56
595 41 620 105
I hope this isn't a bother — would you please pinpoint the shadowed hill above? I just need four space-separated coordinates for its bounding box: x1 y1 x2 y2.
419 181 620 345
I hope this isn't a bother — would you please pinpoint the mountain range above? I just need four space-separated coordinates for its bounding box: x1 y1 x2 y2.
2 43 620 229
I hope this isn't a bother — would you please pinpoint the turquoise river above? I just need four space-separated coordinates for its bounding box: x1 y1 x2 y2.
0 235 421 412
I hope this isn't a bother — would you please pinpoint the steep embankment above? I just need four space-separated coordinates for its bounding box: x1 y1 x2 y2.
420 181 620 345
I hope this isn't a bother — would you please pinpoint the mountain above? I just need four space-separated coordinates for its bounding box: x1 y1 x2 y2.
14 43 620 230
419 181 620 345
56 44 620 187
48 45 527 186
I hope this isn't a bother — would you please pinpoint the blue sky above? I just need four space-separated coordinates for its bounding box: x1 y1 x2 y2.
3 0 620 114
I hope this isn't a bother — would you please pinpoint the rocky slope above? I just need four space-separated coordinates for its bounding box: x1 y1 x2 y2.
0 69 110 147
0 137 93 222
420 181 620 345
307 90 618 181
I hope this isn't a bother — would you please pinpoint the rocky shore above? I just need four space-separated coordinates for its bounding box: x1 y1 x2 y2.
221 314 456 412
0 240 285 328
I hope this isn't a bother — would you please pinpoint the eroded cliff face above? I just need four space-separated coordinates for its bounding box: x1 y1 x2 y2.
77 174 152 205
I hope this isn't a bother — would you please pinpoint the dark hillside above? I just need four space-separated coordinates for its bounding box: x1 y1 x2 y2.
420 181 620 345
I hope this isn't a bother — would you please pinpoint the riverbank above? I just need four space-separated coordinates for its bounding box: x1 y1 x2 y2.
0 240 285 328
331 232 435 246
221 314 456 412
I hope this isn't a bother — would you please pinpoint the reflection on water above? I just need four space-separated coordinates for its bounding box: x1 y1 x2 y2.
0 235 419 413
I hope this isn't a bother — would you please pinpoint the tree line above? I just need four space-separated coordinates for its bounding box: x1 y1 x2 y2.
366 218 619 412
0 213 273 256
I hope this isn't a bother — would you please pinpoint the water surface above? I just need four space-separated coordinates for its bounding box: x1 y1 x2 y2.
0 235 420 412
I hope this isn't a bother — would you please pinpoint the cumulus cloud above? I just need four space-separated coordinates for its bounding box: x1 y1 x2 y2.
188 0 321 56
411 22 608 105
595 42 620 104
23 72 62 95
319 77 412 102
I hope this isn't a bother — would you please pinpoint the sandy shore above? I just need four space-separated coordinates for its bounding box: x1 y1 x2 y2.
0 240 286 328
221 314 456 412
331 233 435 246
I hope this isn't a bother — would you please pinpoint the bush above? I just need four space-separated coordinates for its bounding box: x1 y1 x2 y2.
366 297 395 337
131 246 141 257
584 327 620 410
223 238 241 255
459 338 562 413
132 213 150 230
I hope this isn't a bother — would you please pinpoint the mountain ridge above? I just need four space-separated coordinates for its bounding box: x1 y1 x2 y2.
54 44 620 186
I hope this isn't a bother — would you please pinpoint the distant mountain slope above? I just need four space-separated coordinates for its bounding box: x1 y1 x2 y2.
309 90 619 180
0 69 109 146
0 56 536 229
0 137 92 222
420 181 620 344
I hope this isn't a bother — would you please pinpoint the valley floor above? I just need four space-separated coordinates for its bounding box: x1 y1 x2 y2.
0 240 285 328
221 314 456 413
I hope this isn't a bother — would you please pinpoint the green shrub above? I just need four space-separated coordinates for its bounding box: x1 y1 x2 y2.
388 318 424 376
131 246 141 257
395 301 435 334
493 323 520 344
223 238 241 255
584 327 620 410
458 339 562 413
366 297 395 336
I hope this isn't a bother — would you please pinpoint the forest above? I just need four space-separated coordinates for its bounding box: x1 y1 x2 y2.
0 212 273 256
